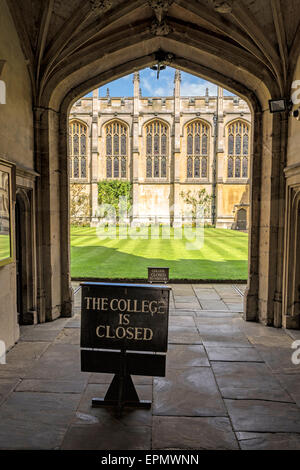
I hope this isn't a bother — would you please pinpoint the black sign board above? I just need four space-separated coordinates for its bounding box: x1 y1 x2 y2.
148 267 169 284
80 282 170 414
81 282 170 353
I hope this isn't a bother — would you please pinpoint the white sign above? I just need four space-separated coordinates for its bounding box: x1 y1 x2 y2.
0 340 6 364
0 80 6 105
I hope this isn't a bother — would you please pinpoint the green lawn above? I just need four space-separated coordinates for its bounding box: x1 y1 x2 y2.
71 226 248 280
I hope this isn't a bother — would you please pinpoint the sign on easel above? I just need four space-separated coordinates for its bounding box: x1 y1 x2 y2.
80 282 170 414
148 267 169 284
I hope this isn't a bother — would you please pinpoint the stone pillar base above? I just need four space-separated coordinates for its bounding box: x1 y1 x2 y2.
282 314 300 330
22 310 38 325
243 287 258 322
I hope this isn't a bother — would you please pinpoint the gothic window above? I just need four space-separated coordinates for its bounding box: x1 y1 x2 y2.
201 157 207 178
121 157 126 178
228 157 233 178
69 121 88 179
227 120 250 178
105 121 128 178
145 120 168 178
106 157 112 178
235 157 241 177
161 156 167 178
194 157 200 177
73 157 79 178
242 157 248 178
187 157 193 178
147 157 152 178
186 120 209 178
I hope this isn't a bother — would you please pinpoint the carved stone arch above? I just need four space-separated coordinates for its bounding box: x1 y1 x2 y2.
143 117 170 132
182 117 211 136
102 118 130 133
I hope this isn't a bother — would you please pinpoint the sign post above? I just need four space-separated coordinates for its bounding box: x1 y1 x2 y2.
80 282 170 415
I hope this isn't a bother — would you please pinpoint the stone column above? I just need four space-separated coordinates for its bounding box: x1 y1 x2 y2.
173 70 182 226
91 88 99 224
132 72 140 224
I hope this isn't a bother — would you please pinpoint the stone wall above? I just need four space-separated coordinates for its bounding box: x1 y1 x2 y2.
0 0 35 349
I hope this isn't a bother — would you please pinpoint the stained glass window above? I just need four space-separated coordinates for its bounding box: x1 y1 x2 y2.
187 134 193 155
154 157 160 177
121 157 126 178
236 134 241 155
161 134 167 155
74 156 79 178
121 135 126 156
147 157 152 178
106 157 112 178
186 120 209 178
235 157 241 177
243 134 249 155
80 134 86 155
69 121 88 179
161 157 167 178
106 134 112 156
73 135 79 155
147 134 152 155
114 157 119 178
202 134 208 155
194 134 200 154
145 120 168 178
201 157 207 178
113 134 119 156
187 157 193 178
227 120 250 178
154 135 159 155
194 157 200 177
105 121 128 178
228 134 234 155
81 157 86 178
242 157 248 178
228 157 233 177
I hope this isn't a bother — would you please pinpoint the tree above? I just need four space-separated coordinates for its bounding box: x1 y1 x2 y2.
180 188 212 223
98 180 132 223
70 184 90 225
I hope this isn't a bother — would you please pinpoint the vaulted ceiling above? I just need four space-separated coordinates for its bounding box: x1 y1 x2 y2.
6 0 300 108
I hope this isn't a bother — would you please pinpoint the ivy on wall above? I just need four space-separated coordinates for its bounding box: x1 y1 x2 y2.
98 180 132 222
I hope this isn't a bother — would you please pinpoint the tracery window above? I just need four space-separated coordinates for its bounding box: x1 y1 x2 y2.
227 121 250 178
105 121 128 178
145 120 168 178
69 121 88 179
186 120 209 179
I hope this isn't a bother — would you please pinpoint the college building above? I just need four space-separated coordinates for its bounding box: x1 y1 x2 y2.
69 71 251 229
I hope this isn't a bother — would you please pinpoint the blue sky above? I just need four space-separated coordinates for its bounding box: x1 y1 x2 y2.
85 66 234 98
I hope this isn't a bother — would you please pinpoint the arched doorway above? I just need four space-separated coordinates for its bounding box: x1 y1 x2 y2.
15 189 36 325
236 208 247 231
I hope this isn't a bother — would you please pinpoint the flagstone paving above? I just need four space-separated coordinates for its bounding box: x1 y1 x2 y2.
0 283 299 450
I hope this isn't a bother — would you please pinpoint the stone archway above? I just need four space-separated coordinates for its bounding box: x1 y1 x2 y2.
8 1 289 329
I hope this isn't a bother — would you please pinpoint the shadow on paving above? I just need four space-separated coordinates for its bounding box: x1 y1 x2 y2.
71 245 248 280
0 284 300 450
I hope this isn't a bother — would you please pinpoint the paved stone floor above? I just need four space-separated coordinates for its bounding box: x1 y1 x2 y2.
0 283 300 450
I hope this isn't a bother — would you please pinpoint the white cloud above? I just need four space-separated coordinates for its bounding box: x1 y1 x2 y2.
181 81 217 96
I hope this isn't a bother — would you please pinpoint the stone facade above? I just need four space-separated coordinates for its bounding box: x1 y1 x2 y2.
69 72 251 229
